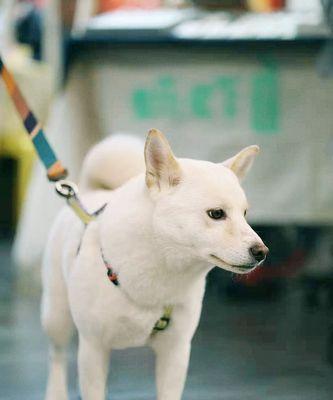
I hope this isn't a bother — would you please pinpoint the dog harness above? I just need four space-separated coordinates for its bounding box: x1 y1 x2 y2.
100 246 172 334
0 54 173 335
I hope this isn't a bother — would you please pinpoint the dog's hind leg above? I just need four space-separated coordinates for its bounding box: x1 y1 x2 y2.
43 335 73 400
78 334 110 400
41 284 74 400
41 226 75 400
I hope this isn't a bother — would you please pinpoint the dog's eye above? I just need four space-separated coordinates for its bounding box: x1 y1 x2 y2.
244 210 247 217
207 209 226 220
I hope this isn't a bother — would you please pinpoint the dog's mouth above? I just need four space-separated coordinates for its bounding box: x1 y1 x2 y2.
209 254 258 274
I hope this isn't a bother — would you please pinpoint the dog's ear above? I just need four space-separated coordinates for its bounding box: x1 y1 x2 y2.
222 145 260 180
144 129 181 191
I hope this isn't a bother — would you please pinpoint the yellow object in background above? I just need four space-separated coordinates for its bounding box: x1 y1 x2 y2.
0 46 54 221
0 132 35 221
247 0 285 12
0 46 54 134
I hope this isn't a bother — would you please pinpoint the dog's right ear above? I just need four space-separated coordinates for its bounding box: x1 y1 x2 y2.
144 129 182 191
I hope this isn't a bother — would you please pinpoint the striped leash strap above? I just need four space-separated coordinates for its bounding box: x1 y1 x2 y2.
0 55 95 224
0 55 67 181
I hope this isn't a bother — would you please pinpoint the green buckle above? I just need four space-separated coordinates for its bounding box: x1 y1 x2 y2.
152 306 173 334
153 316 170 332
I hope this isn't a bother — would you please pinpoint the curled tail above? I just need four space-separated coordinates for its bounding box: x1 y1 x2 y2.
79 134 145 192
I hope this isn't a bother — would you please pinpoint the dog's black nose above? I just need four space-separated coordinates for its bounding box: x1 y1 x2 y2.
249 244 269 262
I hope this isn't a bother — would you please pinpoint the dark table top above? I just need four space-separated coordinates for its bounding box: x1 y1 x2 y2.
65 9 332 70
66 33 330 70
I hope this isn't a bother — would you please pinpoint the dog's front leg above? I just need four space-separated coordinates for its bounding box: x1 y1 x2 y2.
78 335 110 400
154 337 191 400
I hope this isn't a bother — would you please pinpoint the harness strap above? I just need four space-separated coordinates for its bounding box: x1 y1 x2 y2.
100 246 173 333
100 247 119 286
0 55 67 181
55 180 97 224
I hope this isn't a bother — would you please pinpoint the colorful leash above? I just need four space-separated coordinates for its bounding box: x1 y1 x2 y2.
0 54 93 224
0 55 66 181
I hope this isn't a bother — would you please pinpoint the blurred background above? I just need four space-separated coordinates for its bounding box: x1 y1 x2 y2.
1 0 333 399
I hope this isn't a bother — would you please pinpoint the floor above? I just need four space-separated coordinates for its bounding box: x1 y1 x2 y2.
0 240 333 400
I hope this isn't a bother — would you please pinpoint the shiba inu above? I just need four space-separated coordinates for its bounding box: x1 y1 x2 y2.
41 129 268 400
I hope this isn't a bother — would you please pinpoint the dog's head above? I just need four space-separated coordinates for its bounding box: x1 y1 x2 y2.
144 129 268 274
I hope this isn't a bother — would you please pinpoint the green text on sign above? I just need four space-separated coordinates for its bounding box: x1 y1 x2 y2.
131 62 280 135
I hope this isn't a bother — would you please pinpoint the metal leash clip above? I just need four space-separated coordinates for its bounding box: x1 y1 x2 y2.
55 180 78 199
55 180 95 225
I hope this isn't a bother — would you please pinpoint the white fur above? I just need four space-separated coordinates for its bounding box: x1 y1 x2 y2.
41 130 267 400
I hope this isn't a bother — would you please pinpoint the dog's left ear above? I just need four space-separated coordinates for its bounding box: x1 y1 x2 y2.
222 145 260 180
144 129 182 191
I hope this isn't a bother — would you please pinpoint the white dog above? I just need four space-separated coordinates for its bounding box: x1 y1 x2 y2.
41 129 268 400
